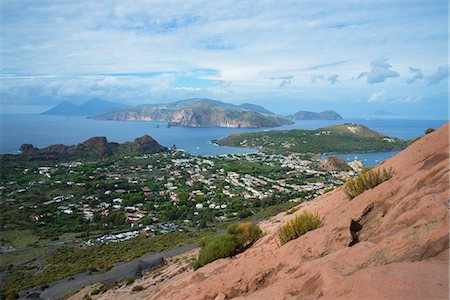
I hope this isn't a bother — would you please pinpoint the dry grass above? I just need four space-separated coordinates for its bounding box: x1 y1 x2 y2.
277 211 321 246
344 167 393 199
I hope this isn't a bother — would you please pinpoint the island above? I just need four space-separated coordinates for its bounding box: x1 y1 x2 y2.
290 110 343 120
92 98 293 128
41 99 127 116
215 123 410 155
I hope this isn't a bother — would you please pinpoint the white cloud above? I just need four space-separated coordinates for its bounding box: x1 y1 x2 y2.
406 67 424 84
358 57 399 84
367 90 386 103
428 65 449 84
327 74 339 84
367 90 423 104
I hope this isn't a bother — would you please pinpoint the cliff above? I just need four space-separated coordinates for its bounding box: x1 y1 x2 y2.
93 123 449 299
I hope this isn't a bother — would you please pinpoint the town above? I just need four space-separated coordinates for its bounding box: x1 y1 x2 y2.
0 150 358 250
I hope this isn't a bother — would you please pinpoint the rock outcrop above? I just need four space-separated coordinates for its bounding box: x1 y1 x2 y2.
3 135 166 161
95 123 449 300
320 156 352 171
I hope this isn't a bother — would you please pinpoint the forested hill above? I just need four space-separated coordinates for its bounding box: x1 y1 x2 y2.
216 123 410 154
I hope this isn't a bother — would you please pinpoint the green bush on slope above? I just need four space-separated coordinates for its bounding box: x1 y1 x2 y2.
277 211 321 246
192 222 262 270
344 167 393 199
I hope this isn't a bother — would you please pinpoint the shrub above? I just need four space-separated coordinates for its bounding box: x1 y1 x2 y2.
344 167 393 199
237 209 253 219
90 285 106 295
131 285 144 292
425 128 435 135
226 222 262 242
277 211 321 246
192 222 262 270
126 277 135 285
285 207 299 215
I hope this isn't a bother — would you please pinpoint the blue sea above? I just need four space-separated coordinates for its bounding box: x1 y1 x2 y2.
0 115 447 165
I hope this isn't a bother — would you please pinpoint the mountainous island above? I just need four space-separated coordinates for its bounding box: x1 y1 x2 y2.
41 99 127 116
93 98 292 128
216 123 410 154
1 135 166 162
290 110 343 120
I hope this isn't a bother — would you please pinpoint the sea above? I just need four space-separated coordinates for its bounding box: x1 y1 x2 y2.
0 115 447 166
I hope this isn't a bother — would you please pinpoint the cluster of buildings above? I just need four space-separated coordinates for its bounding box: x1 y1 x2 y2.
1 151 361 245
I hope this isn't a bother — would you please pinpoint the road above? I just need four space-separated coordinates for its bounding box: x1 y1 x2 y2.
20 242 198 300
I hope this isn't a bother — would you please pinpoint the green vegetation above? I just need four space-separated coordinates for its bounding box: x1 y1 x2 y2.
131 285 144 292
0 231 206 298
0 247 51 270
218 124 410 155
425 128 435 135
126 277 135 285
0 230 45 249
192 222 262 270
90 285 107 295
277 211 321 245
285 206 299 215
344 167 393 199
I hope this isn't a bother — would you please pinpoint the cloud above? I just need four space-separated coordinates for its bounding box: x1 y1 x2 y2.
270 76 293 87
406 67 424 84
427 64 449 84
0 0 447 116
367 90 386 103
327 74 339 84
311 75 324 83
303 60 348 71
367 90 423 103
358 56 400 84
311 74 338 84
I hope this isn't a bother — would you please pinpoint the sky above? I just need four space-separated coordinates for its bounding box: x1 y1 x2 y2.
0 0 448 118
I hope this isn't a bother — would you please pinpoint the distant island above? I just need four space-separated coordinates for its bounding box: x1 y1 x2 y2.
1 135 166 161
41 99 128 116
42 98 344 128
238 103 275 115
93 98 293 128
216 123 410 155
374 109 395 116
290 110 343 120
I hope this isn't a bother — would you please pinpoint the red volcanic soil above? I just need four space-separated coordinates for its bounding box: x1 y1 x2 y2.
95 123 449 300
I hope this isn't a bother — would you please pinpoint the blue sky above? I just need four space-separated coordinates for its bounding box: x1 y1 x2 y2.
0 0 448 118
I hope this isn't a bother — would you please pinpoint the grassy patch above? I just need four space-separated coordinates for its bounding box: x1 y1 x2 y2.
192 222 262 270
0 231 208 298
131 285 144 292
0 247 51 269
277 211 321 246
285 207 299 215
0 230 46 249
344 167 393 199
